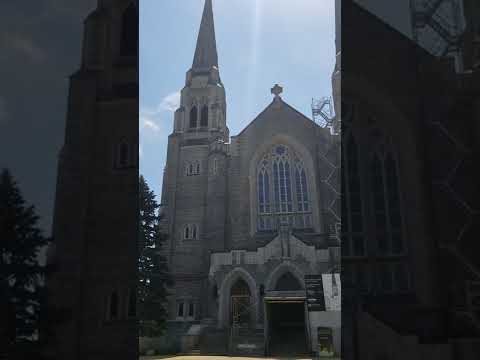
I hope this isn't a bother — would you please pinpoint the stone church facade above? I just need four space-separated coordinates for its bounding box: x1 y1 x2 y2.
160 0 340 355
47 1 139 360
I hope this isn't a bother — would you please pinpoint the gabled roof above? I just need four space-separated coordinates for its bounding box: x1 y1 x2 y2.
235 97 321 138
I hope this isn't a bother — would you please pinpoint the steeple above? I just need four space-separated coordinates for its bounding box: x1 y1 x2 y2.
174 0 228 140
192 0 218 71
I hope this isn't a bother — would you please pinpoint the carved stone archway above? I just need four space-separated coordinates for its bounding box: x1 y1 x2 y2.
218 268 258 328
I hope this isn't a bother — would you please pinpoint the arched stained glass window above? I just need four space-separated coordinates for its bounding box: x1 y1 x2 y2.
256 144 311 231
189 106 197 128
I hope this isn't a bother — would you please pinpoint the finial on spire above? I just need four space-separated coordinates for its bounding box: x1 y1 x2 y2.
192 0 218 71
271 84 283 99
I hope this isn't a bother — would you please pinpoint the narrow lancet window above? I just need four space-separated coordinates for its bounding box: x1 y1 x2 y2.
200 105 208 127
190 106 197 128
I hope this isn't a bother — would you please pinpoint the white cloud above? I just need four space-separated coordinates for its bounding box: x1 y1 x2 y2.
159 91 181 112
139 90 180 135
139 112 161 134
142 117 161 132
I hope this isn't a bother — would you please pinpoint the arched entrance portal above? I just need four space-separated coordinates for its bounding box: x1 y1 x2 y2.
230 278 252 327
265 271 308 356
275 272 303 291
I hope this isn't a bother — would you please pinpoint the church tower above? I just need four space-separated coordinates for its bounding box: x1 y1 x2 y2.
173 0 228 140
162 0 229 322
47 1 138 359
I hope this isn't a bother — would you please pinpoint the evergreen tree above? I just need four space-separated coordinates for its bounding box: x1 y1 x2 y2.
0 169 48 352
138 175 172 337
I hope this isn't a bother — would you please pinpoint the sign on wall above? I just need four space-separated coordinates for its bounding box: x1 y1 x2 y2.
317 327 335 357
305 274 326 311
305 273 341 312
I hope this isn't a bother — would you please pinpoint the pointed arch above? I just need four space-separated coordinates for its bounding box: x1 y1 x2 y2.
265 262 305 291
249 134 321 235
275 272 303 291
218 268 258 327
200 105 209 127
189 106 198 128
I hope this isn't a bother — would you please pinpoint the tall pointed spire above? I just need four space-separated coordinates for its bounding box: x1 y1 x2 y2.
192 0 218 71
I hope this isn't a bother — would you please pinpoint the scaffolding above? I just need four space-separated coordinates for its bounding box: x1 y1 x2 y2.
410 0 466 70
312 96 335 129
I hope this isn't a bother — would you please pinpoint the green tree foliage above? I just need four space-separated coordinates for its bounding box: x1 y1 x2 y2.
138 175 172 337
0 169 48 352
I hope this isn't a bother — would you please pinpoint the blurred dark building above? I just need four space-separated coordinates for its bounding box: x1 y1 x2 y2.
341 0 480 359
46 1 139 359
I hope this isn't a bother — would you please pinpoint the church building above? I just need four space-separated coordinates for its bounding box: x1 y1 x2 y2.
160 0 341 356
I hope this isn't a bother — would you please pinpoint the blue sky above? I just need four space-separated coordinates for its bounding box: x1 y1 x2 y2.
140 0 336 201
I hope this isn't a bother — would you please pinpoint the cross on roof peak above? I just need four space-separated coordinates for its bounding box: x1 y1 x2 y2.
271 84 283 98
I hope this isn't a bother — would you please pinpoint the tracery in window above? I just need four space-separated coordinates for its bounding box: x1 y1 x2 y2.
295 165 309 212
256 144 311 231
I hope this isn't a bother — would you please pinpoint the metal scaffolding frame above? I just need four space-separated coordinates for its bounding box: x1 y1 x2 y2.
312 97 335 129
410 0 466 69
